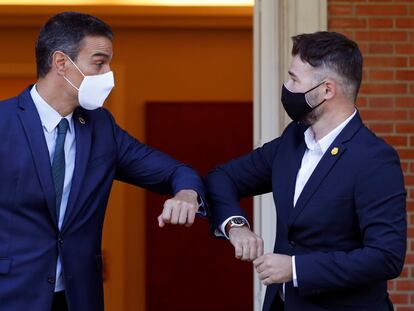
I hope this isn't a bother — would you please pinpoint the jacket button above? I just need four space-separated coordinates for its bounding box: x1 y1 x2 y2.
58 238 63 245
289 240 296 248
48 277 55 284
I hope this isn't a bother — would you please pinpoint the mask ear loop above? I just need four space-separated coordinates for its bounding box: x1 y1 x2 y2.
304 80 327 108
65 55 86 78
310 98 326 110
54 51 85 92
304 80 326 94
63 76 80 91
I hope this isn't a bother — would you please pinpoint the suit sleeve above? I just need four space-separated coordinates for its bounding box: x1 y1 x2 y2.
295 146 407 296
106 111 205 202
205 138 280 231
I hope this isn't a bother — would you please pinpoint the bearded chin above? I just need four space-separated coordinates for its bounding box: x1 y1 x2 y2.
301 105 324 126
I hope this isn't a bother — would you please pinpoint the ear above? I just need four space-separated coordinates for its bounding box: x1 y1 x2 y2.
323 79 336 101
51 51 68 76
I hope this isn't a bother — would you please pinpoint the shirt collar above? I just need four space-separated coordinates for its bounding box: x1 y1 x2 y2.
30 85 74 134
304 109 357 154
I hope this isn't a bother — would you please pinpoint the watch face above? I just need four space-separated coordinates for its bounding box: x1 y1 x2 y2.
231 218 245 226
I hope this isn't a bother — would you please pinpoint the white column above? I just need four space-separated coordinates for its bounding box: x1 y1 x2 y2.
253 1 327 310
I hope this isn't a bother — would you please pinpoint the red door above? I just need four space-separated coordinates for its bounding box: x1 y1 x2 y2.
146 102 253 311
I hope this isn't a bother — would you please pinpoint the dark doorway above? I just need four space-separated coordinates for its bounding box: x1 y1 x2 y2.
145 102 253 311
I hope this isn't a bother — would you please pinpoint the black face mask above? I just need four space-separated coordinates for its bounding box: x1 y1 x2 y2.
281 81 326 122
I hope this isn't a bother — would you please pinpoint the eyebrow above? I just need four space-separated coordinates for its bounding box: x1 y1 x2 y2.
288 70 299 79
91 52 111 60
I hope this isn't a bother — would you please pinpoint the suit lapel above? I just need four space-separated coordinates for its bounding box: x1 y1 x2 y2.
274 124 307 217
272 125 306 225
287 112 363 226
17 88 58 227
286 140 307 211
61 109 91 233
287 142 347 226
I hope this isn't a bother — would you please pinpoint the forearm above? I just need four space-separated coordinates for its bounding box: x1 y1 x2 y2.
295 245 405 296
205 168 248 229
169 165 205 199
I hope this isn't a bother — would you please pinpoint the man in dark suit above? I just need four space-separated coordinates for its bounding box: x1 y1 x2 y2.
206 32 406 311
0 12 205 311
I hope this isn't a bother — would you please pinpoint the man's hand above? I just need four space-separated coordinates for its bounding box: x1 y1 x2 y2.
229 227 264 261
253 253 293 285
158 189 198 228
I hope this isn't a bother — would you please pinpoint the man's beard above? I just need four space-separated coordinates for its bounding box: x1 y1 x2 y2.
301 106 322 125
300 92 325 125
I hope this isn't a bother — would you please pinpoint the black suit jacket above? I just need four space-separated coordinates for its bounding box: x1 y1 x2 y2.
206 112 406 311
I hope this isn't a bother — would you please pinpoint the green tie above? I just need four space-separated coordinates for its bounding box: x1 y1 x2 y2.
52 118 69 219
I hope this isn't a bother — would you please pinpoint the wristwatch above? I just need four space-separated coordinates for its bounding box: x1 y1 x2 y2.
225 217 248 235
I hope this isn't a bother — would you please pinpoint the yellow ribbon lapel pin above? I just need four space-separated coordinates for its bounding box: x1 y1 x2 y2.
331 147 339 156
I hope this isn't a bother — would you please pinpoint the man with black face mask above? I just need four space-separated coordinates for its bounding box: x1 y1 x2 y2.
206 31 406 311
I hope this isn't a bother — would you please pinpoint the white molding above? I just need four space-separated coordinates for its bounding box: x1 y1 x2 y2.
253 0 327 310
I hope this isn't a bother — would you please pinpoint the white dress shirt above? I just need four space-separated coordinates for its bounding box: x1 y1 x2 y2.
30 85 76 292
287 109 357 295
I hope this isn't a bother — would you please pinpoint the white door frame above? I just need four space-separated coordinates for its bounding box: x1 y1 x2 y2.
253 0 327 309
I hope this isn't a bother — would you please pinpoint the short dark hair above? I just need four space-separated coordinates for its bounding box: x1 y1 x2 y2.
291 31 363 103
35 12 113 78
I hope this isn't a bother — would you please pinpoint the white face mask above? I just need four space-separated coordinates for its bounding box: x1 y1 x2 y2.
63 55 115 110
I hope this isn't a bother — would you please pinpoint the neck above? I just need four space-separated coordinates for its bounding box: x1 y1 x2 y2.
36 76 78 117
311 102 355 141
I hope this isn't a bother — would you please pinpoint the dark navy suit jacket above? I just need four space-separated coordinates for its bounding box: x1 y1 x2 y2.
0 87 205 311
206 112 406 311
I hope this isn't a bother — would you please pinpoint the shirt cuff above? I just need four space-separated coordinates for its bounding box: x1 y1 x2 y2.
292 255 298 287
218 216 250 239
196 193 207 217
